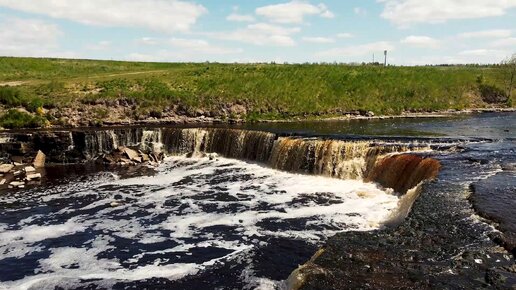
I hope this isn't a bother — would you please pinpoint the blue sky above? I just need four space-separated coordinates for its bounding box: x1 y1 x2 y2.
0 0 515 65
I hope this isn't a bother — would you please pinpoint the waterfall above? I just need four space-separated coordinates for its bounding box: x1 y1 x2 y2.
161 128 276 162
83 130 119 159
1 127 441 194
140 130 163 154
269 138 373 180
366 154 441 194
158 128 439 193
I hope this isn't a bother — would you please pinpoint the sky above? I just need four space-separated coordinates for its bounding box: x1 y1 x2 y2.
0 0 515 65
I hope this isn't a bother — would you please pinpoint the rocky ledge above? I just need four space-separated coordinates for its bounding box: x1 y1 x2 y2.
0 150 45 189
288 156 516 290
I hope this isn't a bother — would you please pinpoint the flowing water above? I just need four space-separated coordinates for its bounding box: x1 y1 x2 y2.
0 112 514 289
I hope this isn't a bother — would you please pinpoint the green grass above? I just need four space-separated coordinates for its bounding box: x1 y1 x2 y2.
0 57 514 128
0 109 48 129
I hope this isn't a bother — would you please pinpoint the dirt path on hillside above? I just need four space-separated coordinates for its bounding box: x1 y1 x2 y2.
0 81 27 87
103 70 168 78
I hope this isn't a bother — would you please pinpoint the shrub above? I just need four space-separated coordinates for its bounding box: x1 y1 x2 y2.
479 84 508 104
0 109 48 129
0 86 22 106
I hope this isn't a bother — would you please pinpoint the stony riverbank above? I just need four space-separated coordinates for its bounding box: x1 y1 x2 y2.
1 106 515 131
288 140 516 290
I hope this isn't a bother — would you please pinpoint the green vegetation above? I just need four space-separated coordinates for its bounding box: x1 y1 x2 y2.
0 57 514 128
0 86 48 112
0 109 48 129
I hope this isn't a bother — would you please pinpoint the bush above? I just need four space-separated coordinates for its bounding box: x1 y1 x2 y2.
0 86 48 112
0 109 48 129
479 84 508 104
0 86 23 106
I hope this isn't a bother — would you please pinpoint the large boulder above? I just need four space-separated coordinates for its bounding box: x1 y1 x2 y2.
121 147 140 162
33 150 46 168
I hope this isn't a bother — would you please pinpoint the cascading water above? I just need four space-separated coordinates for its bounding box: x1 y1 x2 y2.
0 127 443 289
1 113 513 290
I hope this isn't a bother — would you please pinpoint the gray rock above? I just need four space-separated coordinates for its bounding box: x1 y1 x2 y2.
25 166 36 173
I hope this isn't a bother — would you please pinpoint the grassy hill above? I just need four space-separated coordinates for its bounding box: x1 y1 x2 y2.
0 57 514 128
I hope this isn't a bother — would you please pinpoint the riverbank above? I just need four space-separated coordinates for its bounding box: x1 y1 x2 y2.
1 57 514 129
1 107 515 132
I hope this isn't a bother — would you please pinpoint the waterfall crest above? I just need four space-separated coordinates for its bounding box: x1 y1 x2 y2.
1 127 441 194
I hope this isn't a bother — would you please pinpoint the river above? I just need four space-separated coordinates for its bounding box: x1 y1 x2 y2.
0 112 514 289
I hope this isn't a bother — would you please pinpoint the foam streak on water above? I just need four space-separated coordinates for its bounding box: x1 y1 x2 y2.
0 156 399 289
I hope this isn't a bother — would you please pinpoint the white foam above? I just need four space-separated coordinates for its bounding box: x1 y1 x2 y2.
0 156 400 289
0 220 86 259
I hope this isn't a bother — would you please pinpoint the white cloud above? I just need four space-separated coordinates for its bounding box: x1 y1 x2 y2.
490 37 516 47
255 1 334 24
337 33 354 38
458 49 506 56
0 17 75 57
136 37 242 55
458 29 512 39
168 38 242 55
401 35 440 48
137 37 160 46
378 0 516 27
302 36 335 43
0 0 207 33
317 41 395 58
211 23 301 46
227 13 255 22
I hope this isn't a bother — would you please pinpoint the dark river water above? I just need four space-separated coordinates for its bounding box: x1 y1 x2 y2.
0 113 514 289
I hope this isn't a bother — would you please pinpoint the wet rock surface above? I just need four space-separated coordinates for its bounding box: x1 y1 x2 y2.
471 172 516 257
297 149 516 290
101 146 164 166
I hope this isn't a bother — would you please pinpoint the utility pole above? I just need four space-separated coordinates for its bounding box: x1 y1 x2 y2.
384 50 388 66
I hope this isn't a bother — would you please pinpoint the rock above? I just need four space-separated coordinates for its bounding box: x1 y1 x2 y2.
228 104 247 117
141 154 150 162
366 111 375 117
122 147 140 162
24 166 36 173
103 154 118 164
110 201 121 207
33 150 46 168
151 153 162 162
501 163 516 171
0 179 6 185
10 181 25 187
26 173 42 181
119 158 132 165
0 164 14 174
